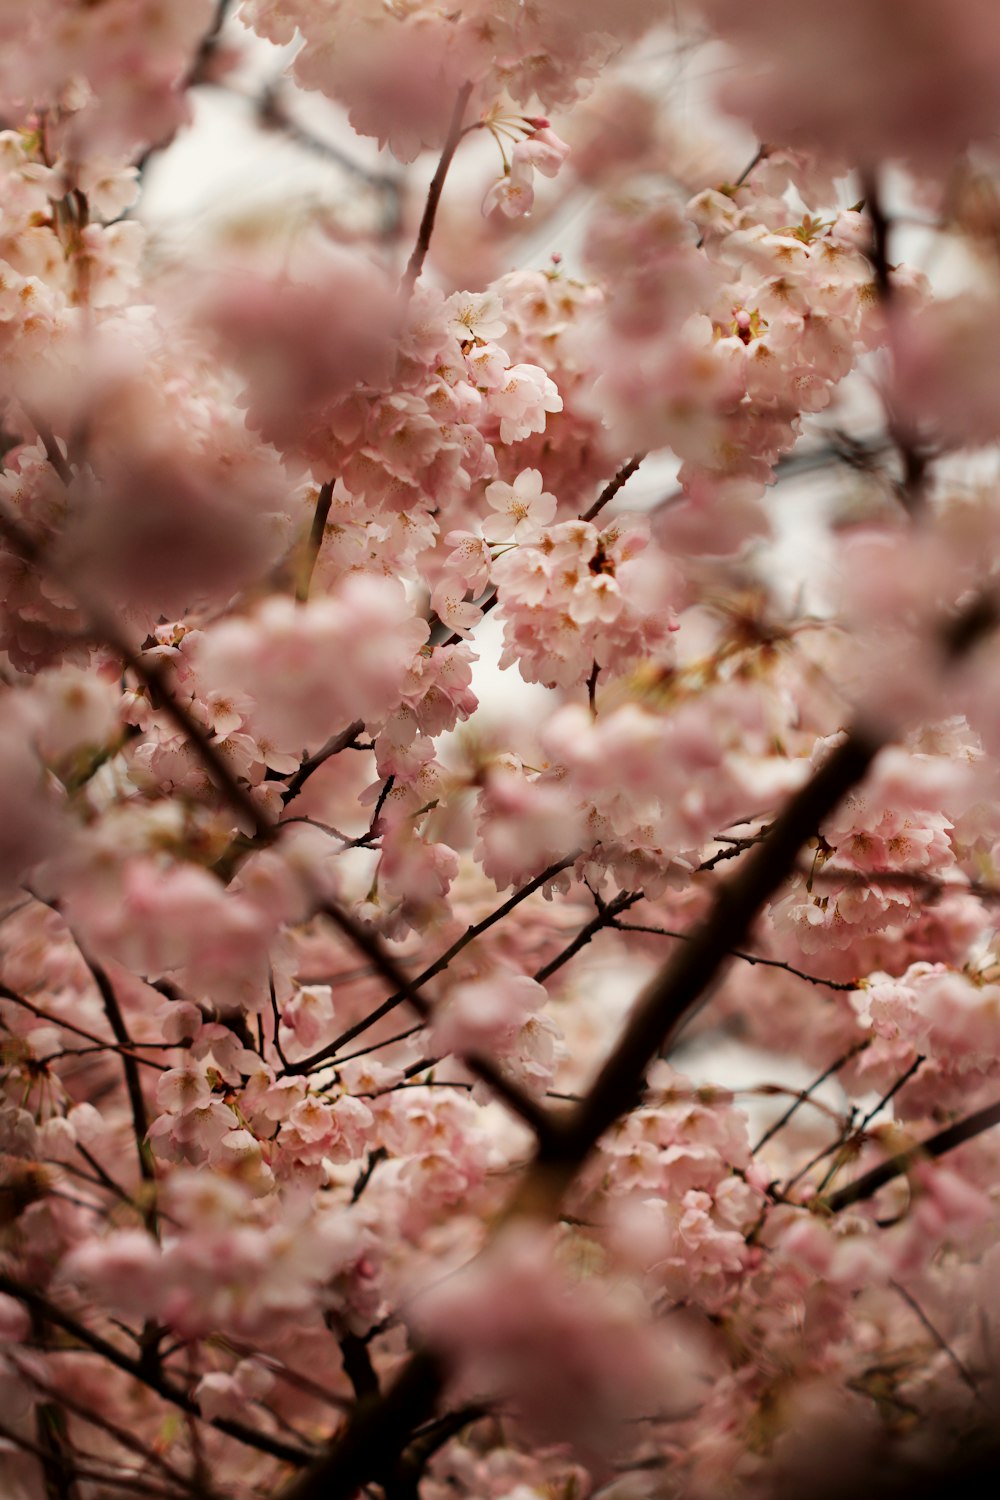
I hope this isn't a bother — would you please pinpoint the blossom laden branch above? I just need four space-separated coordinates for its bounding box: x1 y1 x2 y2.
550 729 882 1167
0 1275 312 1468
289 856 577 1071
312 897 560 1150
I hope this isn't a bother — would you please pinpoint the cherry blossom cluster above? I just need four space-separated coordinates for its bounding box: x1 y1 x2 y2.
3 4 1000 1500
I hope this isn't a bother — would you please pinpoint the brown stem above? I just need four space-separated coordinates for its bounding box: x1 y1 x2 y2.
288 856 576 1072
399 84 473 299
80 956 157 1218
0 494 270 844
551 730 881 1166
0 980 172 1070
610 922 858 991
277 1349 445 1500
532 891 641 984
823 1096 1000 1213
311 898 558 1148
580 453 645 523
281 721 366 809
0 1274 310 1468
861 169 929 515
296 480 334 602
752 1041 868 1155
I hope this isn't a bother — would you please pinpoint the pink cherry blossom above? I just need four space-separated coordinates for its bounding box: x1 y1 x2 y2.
484 468 558 541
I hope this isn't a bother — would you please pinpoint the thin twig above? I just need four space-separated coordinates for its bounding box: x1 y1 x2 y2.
79 954 157 1225
288 856 577 1072
533 891 641 984
811 1054 925 1197
752 1041 869 1155
281 722 366 809
0 1274 310 1467
861 169 929 514
0 981 173 1071
580 453 645 523
311 897 558 1149
890 1279 981 1396
399 84 474 299
610 921 857 991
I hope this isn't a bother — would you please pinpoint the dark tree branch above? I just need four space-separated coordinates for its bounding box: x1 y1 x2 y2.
609 920 857 991
752 1041 868 1155
0 1275 311 1468
281 721 367 809
823 1097 1000 1213
533 891 641 984
861 168 931 514
277 1349 445 1500
296 479 334 602
549 730 881 1167
311 897 559 1148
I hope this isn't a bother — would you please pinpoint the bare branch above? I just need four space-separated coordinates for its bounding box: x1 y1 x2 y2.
399 84 474 299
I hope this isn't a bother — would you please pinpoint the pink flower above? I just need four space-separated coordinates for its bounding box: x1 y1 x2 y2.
62 1231 165 1322
703 0 1000 169
195 576 429 754
412 1224 698 1448
484 469 558 541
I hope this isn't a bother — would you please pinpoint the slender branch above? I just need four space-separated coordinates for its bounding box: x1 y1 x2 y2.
0 496 270 843
586 661 599 717
276 1349 445 1500
296 480 334 602
399 83 474 299
610 922 858 991
74 1144 136 1211
861 168 929 514
812 1053 925 1196
823 1097 1000 1214
808 865 1000 902
289 856 576 1072
695 145 768 248
26 412 73 486
0 1275 310 1468
335 1024 424 1066
79 955 157 1218
580 452 645 523
432 458 645 653
311 897 559 1149
281 722 366 809
550 729 882 1166
0 981 173 1070
186 0 231 86
752 1041 869 1155
533 891 641 984
351 1147 387 1204
0 1419 190 1500
890 1279 981 1395
255 81 400 194
13 1357 198 1493
32 1326 82 1500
